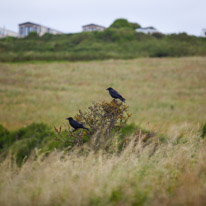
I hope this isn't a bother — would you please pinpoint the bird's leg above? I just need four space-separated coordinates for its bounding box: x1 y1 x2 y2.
112 99 118 105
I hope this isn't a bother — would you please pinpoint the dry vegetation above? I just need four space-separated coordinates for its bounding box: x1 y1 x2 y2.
0 57 206 205
0 129 206 206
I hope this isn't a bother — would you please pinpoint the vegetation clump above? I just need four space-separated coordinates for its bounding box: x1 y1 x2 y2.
0 123 56 165
109 18 138 29
0 99 161 165
55 100 131 151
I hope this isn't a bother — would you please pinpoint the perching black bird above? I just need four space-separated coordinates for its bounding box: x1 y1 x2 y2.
66 117 89 131
106 87 126 102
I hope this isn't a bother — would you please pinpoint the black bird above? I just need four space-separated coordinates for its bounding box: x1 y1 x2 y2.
66 117 89 131
106 87 126 102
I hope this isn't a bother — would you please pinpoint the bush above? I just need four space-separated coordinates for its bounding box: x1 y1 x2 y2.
0 124 9 151
97 28 136 42
55 100 131 151
26 31 39 39
130 22 141 30
110 19 132 29
41 32 54 40
0 105 163 165
200 123 206 138
0 123 56 165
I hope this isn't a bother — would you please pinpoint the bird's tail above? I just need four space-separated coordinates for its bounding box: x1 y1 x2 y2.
120 97 126 103
83 126 89 131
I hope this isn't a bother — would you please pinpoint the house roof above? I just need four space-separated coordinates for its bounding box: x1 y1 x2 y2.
18 22 63 33
19 22 41 26
0 27 17 34
137 27 157 30
82 23 105 28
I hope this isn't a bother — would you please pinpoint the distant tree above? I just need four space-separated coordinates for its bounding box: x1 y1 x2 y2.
110 19 132 29
110 19 141 31
130 22 141 30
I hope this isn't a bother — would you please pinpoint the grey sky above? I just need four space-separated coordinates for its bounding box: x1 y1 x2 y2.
1 0 205 36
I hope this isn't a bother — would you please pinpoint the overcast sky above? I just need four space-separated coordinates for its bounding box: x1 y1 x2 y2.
1 0 205 36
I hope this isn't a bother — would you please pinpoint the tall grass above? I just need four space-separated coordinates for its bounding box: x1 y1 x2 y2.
0 128 205 206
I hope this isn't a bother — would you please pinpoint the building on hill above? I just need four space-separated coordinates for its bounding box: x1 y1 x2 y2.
82 24 106 32
201 29 206 37
0 27 18 38
18 22 63 38
136 27 160 34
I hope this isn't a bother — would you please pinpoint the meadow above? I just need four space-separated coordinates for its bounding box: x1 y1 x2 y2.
0 57 206 206
0 57 206 133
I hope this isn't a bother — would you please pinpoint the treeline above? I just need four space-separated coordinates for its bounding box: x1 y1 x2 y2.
0 19 206 62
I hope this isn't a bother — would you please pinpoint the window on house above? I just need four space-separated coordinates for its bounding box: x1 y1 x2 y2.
28 26 33 32
20 27 24 36
25 26 29 36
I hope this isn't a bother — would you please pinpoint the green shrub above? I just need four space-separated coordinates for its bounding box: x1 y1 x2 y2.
0 124 9 151
200 123 206 138
130 22 141 29
110 19 132 29
55 100 131 151
41 32 54 40
26 31 39 39
0 111 164 165
0 123 56 165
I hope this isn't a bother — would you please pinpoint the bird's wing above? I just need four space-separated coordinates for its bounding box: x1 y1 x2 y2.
76 120 83 126
75 120 84 127
111 89 123 98
71 119 80 127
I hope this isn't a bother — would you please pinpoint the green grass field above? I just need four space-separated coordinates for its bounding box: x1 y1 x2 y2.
0 57 206 133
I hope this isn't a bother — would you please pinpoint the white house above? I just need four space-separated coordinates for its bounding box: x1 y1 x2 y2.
0 27 18 38
136 27 159 34
82 24 106 32
201 29 206 37
18 22 63 38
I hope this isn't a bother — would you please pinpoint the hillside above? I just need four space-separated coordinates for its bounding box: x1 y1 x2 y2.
0 19 206 62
